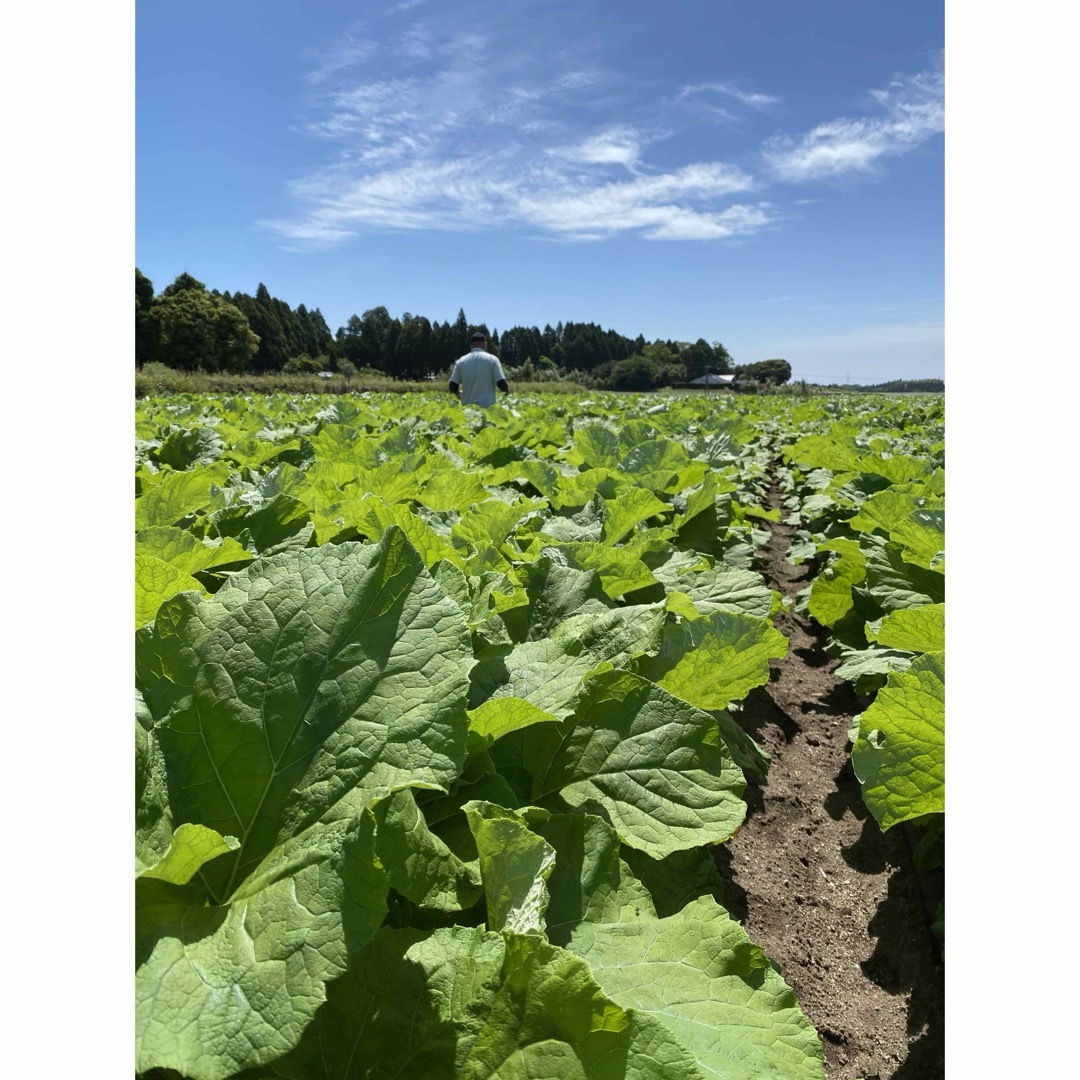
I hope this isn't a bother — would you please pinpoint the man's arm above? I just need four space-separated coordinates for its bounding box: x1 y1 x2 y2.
497 378 509 394
493 358 508 395
449 380 461 399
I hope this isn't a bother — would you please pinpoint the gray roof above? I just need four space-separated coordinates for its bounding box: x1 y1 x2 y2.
689 373 736 385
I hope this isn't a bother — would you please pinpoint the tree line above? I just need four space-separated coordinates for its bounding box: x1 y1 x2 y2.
135 269 790 389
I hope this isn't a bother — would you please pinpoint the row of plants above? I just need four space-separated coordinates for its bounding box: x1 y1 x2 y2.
136 391 831 1079
772 396 945 924
135 390 944 1078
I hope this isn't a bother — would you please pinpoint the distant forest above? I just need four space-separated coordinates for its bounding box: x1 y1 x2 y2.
134 269 789 392
135 269 941 393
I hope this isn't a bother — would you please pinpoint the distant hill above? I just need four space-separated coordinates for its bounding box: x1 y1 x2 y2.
821 378 944 393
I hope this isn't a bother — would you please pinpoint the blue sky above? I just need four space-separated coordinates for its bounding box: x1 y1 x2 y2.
137 0 944 381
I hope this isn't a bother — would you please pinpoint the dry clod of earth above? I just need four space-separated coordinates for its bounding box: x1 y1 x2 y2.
712 470 944 1080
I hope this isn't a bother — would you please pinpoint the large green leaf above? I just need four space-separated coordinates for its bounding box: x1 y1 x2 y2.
520 809 655 944
468 605 666 720
465 801 557 934
544 543 659 599
639 611 788 711
353 494 458 567
851 651 945 830
861 538 945 612
601 488 671 544
209 493 315 556
567 896 824 1080
135 553 206 629
136 528 472 901
260 926 701 1079
136 822 239 883
134 460 232 528
136 526 253 576
499 670 746 858
849 491 945 570
807 539 866 627
652 559 774 620
500 557 613 643
868 603 944 653
136 810 389 1080
373 788 483 913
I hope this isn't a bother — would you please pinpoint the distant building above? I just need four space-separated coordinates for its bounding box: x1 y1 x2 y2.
688 373 736 386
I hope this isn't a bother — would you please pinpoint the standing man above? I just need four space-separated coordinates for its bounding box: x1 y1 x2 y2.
449 331 509 407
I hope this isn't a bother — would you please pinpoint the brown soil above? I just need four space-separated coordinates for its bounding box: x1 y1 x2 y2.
714 475 944 1080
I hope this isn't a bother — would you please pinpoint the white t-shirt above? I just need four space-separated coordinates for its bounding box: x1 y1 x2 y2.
450 348 506 407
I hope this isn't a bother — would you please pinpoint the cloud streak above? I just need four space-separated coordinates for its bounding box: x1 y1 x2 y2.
763 62 943 182
678 81 781 109
272 18 774 247
274 19 940 248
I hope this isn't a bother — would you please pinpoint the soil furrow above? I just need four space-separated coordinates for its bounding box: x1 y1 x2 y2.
714 469 944 1080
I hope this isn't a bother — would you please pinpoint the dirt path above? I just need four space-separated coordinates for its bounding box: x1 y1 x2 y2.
714 473 944 1080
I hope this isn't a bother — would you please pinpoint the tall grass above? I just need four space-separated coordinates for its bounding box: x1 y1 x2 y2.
135 363 586 398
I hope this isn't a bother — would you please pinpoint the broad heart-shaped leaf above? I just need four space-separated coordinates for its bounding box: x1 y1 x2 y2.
497 670 746 858
543 542 658 599
499 557 613 643
136 809 390 1080
566 896 824 1080
136 526 254 577
465 801 556 934
551 468 629 512
209 493 315 557
256 926 701 1080
574 424 622 469
135 528 472 902
539 494 606 544
468 604 667 720
469 697 561 743
600 488 671 544
652 558 774 620
350 493 458 567
807 538 866 627
848 491 945 570
867 603 945 654
416 467 493 512
136 822 239 883
152 424 224 470
861 537 945 613
639 611 789 711
851 651 945 830
135 553 206 629
452 496 546 553
134 459 233 528
518 809 656 945
372 788 482 913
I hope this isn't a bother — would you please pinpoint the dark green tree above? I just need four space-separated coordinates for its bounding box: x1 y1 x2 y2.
681 338 715 381
135 268 157 366
147 286 259 372
451 308 470 357
610 354 660 391
160 271 206 298
711 341 734 374
735 358 791 385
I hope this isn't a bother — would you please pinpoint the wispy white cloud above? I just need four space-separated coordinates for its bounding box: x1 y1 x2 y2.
678 81 781 110
549 126 643 169
264 154 767 245
272 17 772 247
763 62 943 182
303 31 377 85
278 17 938 248
385 0 427 15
